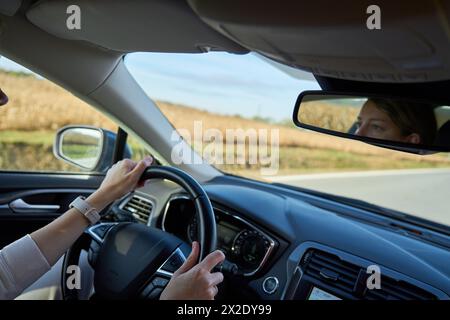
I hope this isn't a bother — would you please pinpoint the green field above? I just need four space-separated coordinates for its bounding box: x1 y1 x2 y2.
0 130 148 172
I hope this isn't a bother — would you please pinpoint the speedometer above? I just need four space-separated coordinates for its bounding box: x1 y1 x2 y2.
232 230 271 269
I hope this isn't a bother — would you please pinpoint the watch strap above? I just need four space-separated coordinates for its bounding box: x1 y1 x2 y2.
69 196 100 225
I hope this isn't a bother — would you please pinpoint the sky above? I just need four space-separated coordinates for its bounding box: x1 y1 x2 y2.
0 58 32 73
0 52 319 121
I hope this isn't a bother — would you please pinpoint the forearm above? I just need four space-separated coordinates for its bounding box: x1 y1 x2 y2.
30 191 112 266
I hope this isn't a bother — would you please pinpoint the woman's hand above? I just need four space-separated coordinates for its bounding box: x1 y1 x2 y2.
87 156 153 210
160 241 225 300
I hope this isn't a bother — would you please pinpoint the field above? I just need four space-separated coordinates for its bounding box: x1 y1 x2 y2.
1 70 449 177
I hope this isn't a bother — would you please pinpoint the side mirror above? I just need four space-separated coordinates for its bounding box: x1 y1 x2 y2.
54 126 131 172
293 91 450 154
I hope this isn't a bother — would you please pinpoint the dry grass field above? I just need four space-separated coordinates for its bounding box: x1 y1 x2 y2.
0 71 117 132
1 70 449 175
298 100 360 132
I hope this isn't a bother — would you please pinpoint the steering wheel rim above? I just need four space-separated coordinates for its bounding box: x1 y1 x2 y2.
139 166 217 261
62 165 217 300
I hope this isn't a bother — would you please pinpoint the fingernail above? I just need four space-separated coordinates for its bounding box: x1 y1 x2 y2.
144 157 152 166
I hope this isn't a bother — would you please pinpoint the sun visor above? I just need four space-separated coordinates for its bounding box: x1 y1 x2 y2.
189 0 450 83
26 0 248 54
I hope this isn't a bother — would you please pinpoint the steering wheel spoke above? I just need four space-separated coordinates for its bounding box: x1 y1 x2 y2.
86 222 118 244
140 248 187 299
157 247 186 277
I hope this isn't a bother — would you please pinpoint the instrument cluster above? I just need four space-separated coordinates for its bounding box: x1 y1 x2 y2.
162 196 276 276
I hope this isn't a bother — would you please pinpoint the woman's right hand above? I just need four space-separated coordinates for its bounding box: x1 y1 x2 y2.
160 241 225 300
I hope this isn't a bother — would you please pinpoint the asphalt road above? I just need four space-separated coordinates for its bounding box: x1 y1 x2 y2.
268 168 450 227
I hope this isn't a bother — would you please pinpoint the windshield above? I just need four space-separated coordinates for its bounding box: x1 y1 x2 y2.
125 52 450 228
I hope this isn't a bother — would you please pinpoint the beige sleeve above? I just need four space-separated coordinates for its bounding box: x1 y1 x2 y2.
0 234 51 300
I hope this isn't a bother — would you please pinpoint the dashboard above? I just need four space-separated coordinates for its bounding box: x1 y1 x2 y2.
114 174 450 300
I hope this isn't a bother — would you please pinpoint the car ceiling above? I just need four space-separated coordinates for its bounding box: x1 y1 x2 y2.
26 0 450 83
22 0 450 85
189 0 450 84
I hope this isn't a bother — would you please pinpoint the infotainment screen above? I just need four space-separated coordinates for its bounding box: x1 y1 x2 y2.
308 287 342 300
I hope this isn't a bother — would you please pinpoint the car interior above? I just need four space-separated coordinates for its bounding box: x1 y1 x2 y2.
0 0 449 300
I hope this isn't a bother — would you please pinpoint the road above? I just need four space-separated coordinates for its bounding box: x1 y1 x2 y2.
268 168 450 227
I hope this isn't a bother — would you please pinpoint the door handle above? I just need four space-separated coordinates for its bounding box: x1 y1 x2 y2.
9 198 60 213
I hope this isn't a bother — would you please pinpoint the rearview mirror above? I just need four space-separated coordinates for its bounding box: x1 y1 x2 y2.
293 91 450 154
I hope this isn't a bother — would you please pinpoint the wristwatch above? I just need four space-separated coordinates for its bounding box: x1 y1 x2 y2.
69 196 101 225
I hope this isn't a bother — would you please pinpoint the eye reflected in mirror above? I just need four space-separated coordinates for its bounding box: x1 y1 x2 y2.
57 127 103 170
293 92 450 153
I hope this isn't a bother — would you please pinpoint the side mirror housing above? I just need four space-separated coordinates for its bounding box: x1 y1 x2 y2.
53 125 131 172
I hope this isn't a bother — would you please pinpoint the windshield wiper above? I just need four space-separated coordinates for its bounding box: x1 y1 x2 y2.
273 182 450 239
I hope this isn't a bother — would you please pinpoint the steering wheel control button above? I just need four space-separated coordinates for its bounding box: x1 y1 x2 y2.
147 287 163 300
92 225 111 238
141 283 155 298
152 277 169 288
263 276 279 295
161 249 185 273
87 223 117 243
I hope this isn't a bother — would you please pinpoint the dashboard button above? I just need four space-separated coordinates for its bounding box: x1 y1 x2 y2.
263 276 279 295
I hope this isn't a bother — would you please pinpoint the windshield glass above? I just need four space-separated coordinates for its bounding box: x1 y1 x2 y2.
125 52 450 227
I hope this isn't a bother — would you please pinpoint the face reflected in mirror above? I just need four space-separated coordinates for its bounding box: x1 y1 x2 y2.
355 99 423 144
295 93 445 149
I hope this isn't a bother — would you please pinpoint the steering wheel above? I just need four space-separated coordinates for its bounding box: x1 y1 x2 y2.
61 166 217 300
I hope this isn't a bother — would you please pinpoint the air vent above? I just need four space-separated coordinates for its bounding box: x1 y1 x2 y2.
301 249 360 295
365 276 436 300
300 249 437 300
122 195 153 223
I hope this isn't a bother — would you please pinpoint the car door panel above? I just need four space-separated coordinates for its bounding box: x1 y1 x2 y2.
0 172 104 248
